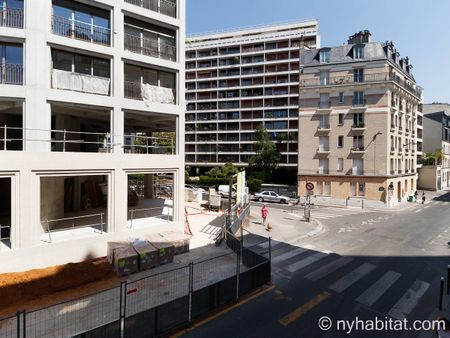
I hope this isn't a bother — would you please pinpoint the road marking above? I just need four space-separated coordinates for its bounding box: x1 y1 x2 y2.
415 209 422 213
388 280 430 320
284 252 328 273
329 263 376 293
305 256 353 282
424 205 430 209
356 271 401 307
272 247 308 264
278 291 331 326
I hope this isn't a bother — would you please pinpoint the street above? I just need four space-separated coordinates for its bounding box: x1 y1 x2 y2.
180 191 450 338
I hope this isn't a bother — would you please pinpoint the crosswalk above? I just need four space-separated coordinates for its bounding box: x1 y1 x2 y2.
291 207 370 220
257 241 433 323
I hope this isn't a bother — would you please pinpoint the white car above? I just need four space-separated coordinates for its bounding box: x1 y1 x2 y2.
254 191 291 204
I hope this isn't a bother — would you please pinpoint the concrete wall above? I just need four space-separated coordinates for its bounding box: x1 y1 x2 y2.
40 176 65 222
418 166 439 191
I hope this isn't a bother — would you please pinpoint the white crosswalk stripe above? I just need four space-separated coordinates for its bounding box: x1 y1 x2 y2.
258 240 281 249
305 256 353 282
284 252 328 273
388 280 430 320
271 247 308 264
356 271 401 307
329 263 376 293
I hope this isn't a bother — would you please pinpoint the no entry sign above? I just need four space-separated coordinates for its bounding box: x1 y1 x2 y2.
306 182 315 191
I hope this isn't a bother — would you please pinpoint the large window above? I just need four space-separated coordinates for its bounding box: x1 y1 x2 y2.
319 49 330 63
0 43 23 85
1 0 24 28
354 68 364 83
52 50 110 78
353 91 365 105
52 0 111 46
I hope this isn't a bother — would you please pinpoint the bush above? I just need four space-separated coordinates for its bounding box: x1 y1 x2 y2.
247 178 262 193
186 176 227 189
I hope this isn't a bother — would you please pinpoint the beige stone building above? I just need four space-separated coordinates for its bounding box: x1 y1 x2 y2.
298 31 423 208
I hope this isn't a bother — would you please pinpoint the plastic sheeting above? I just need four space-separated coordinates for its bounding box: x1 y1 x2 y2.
141 83 175 106
52 69 110 95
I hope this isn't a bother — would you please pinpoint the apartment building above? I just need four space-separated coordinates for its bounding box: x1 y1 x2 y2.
185 21 319 168
418 103 450 190
298 31 423 208
0 0 185 272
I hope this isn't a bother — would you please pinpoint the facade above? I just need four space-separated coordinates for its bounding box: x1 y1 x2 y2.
418 104 450 190
298 31 423 208
185 21 319 168
0 0 185 272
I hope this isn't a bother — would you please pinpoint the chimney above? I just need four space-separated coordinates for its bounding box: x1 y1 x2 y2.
347 30 372 44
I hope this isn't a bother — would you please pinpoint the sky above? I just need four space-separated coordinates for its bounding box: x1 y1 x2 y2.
187 0 450 104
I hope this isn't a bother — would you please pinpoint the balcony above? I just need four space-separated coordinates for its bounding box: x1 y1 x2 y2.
351 168 364 175
317 124 331 133
124 33 176 61
351 99 366 108
317 101 331 110
317 146 330 154
317 168 329 174
124 81 175 104
0 63 23 85
351 123 366 131
124 0 177 18
0 7 24 28
51 69 110 96
52 15 111 46
351 146 365 153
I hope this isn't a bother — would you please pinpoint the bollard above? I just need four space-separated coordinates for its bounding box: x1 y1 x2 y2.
361 200 364 209
440 277 444 310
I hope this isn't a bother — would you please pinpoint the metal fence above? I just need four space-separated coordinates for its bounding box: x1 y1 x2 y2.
124 0 177 18
0 7 23 28
51 15 111 46
0 63 23 85
0 239 271 338
128 206 173 228
124 33 176 61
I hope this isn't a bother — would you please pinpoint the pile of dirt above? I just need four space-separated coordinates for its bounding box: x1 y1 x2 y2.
0 259 120 317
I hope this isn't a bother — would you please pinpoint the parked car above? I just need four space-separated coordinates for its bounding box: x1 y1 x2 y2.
254 191 291 204
218 185 236 198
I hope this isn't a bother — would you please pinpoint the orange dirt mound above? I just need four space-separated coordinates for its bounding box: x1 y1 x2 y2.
0 258 120 317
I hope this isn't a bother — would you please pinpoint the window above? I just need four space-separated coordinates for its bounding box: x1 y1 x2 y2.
350 182 365 196
319 115 329 129
338 113 344 125
338 136 344 148
52 50 111 78
353 46 364 59
337 158 344 172
353 91 365 105
352 159 363 175
339 92 344 104
319 159 329 174
353 113 364 127
320 71 329 85
317 182 331 195
319 49 330 63
353 68 364 83
353 136 364 150
358 183 366 196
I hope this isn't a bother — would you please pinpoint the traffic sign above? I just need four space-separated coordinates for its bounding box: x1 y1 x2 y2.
306 182 315 191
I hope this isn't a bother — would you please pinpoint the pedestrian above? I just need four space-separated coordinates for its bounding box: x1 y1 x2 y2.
422 191 426 204
414 191 419 202
261 204 269 230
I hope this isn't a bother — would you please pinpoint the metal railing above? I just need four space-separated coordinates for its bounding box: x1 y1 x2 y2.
123 134 175 154
124 33 176 61
351 146 365 152
51 15 111 46
42 213 105 243
124 80 176 102
0 63 23 85
301 72 422 97
0 7 23 28
0 125 176 154
124 0 177 18
128 205 173 228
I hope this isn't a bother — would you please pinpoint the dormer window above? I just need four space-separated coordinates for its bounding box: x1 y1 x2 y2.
319 49 330 63
353 46 364 59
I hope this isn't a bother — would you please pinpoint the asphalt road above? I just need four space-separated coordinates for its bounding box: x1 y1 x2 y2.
181 191 450 338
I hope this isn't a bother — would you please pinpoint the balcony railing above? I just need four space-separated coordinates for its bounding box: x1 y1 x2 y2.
52 15 111 46
317 124 330 131
0 63 23 85
318 101 331 109
352 168 364 175
352 99 366 107
124 33 176 61
317 146 330 153
124 0 177 18
124 81 176 104
351 146 365 152
52 69 110 95
317 168 329 174
0 125 176 154
351 123 366 129
0 7 24 28
301 72 422 98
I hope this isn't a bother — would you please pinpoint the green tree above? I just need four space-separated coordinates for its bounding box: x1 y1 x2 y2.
421 150 446 165
249 125 281 173
205 163 238 179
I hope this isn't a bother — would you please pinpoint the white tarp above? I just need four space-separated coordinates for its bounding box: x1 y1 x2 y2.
141 83 175 106
52 69 110 95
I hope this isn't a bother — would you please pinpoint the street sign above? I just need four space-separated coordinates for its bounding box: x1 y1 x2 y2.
306 182 315 191
378 186 385 192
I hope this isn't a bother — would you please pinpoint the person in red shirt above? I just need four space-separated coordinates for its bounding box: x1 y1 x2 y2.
261 205 269 231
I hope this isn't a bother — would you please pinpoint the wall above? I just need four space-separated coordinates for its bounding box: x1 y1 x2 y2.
418 166 438 191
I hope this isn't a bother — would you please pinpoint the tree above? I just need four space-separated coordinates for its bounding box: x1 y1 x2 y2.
249 125 281 173
205 163 238 179
421 150 446 165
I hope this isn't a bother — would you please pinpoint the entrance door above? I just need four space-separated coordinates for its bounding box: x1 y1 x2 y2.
397 181 401 202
